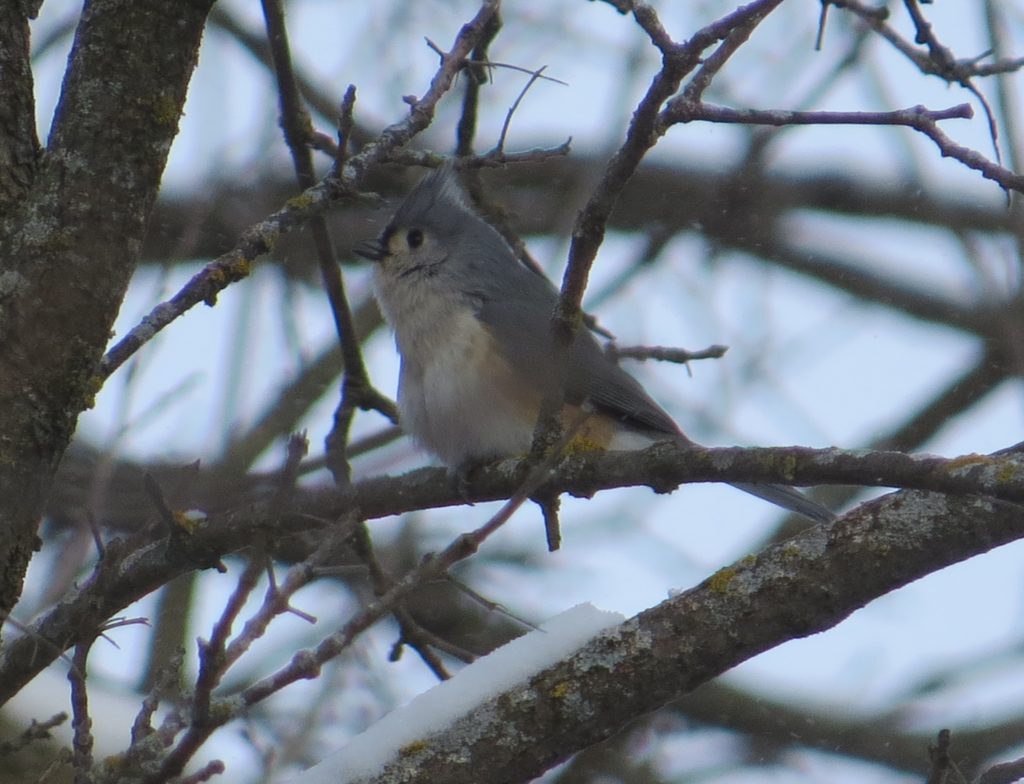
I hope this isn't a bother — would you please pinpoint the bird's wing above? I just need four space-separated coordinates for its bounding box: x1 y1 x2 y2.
473 258 681 438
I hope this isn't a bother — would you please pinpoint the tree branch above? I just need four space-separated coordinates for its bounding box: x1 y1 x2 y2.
0 0 215 625
0 3 38 211
98 0 502 382
5 442 1024 704
343 490 1024 784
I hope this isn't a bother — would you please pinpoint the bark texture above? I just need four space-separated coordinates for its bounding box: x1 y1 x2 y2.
0 0 214 626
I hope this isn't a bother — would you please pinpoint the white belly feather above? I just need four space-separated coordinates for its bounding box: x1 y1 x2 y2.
395 309 538 466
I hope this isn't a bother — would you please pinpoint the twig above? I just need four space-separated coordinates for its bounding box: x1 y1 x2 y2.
36 749 75 783
150 515 357 782
393 611 478 666
682 6 766 101
98 0 501 383
814 0 830 52
424 36 567 86
607 342 728 368
834 0 1024 85
912 111 1024 194
972 56 1024 78
0 712 67 756
978 755 1024 784
349 520 458 678
215 301 376 474
332 84 357 175
556 0 785 345
120 651 185 776
208 5 371 145
178 760 226 784
533 491 561 551
926 728 952 784
142 473 178 534
223 521 357 675
660 100 973 128
131 692 160 744
382 143 573 169
982 1 1023 175
389 608 454 680
536 0 785 457
85 511 105 561
269 432 308 517
192 558 264 727
492 65 552 154
903 0 955 70
455 12 501 157
659 100 1024 194
69 639 95 784
235 409 592 711
829 0 957 77
261 0 394 488
442 575 540 632
97 616 149 649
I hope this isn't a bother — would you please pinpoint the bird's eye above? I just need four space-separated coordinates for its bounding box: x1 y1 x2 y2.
406 228 424 249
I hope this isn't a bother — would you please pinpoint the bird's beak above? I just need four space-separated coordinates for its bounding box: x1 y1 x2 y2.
353 238 386 261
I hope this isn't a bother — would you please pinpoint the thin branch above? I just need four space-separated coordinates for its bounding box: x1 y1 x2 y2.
606 342 728 367
178 760 226 784
831 0 1022 170
98 0 502 382
207 5 373 146
537 0 785 456
533 491 561 552
913 111 1024 194
426 36 567 86
926 728 953 784
682 5 766 101
261 0 394 488
69 638 95 784
150 515 358 782
268 432 308 517
332 84 357 175
349 520 458 678
454 12 501 157
491 65 551 155
559 0 786 324
972 56 1024 78
0 712 67 757
234 410 592 713
660 100 1024 194
903 0 956 70
979 755 1024 784
660 100 973 128
192 558 263 727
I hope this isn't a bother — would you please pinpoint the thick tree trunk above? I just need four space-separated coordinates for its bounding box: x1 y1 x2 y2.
0 0 214 629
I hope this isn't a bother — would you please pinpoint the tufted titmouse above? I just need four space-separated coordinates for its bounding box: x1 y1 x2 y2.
355 164 833 523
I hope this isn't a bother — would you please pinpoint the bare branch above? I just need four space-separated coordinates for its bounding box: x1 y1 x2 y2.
0 712 67 757
343 490 1024 784
979 755 1024 784
660 100 973 128
99 0 502 382
9 442 1024 706
69 639 95 784
606 342 728 366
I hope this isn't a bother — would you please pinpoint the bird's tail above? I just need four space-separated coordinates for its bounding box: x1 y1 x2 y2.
730 482 836 524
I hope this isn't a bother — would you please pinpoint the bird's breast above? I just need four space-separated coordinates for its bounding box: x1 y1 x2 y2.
395 309 541 466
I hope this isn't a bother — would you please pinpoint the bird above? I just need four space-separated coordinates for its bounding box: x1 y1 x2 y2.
355 164 834 524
